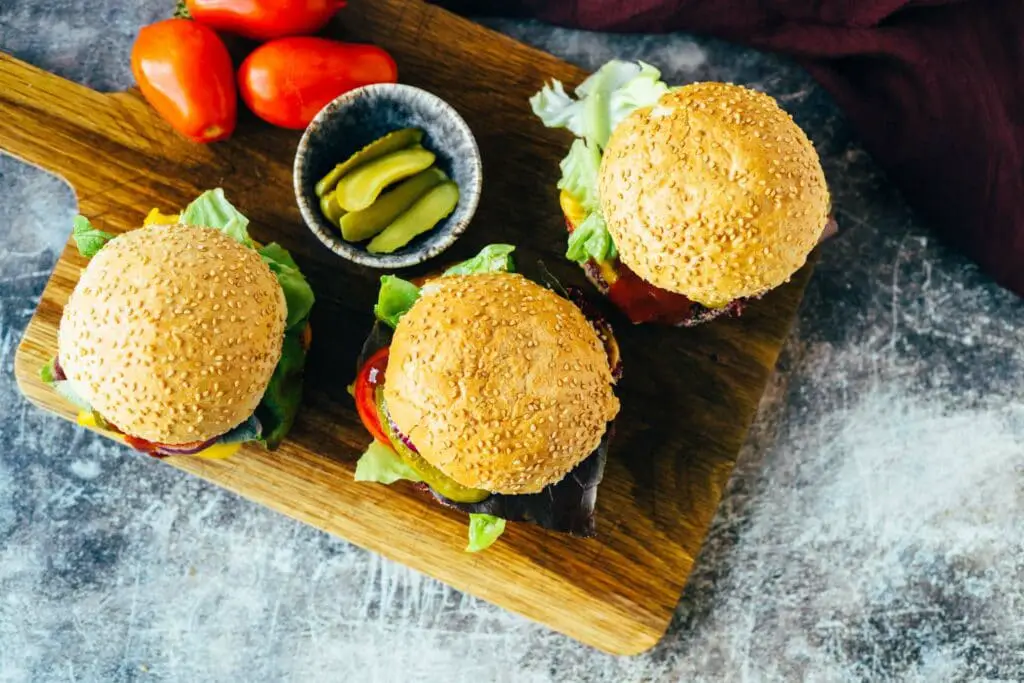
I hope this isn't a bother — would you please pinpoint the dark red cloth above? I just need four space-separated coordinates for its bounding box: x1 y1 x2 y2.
440 0 1024 296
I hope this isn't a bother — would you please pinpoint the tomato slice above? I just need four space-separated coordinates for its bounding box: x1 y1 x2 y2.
607 264 697 325
354 347 390 444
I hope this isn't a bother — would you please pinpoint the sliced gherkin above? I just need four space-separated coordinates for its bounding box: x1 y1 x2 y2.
334 147 436 213
314 127 424 197
367 182 459 254
339 168 446 242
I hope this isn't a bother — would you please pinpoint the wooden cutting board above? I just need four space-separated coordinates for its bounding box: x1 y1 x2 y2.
6 0 812 655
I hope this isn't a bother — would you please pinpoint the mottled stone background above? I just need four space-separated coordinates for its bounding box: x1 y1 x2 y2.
1 2 1022 681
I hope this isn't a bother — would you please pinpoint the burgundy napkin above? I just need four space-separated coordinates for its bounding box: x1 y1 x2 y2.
439 0 1024 297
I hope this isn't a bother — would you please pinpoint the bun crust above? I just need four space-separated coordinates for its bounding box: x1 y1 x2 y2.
383 273 619 494
599 82 830 308
58 223 287 444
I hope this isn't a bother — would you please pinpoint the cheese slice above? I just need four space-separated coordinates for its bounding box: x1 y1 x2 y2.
77 411 242 458
194 442 242 459
559 190 588 229
143 208 180 226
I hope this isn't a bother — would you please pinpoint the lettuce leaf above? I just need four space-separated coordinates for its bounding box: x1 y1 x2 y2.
557 139 602 213
354 440 424 484
442 244 516 276
532 61 667 264
374 245 518 328
180 188 254 248
529 79 583 137
40 358 58 385
374 275 422 329
72 216 116 258
52 380 93 412
256 330 305 450
259 243 315 330
566 212 617 264
466 514 506 552
530 60 669 149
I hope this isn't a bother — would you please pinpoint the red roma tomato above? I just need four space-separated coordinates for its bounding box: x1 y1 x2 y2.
185 0 346 41
353 347 390 444
131 19 237 143
238 37 398 130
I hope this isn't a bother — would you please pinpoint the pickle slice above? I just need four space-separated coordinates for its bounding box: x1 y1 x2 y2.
334 147 436 213
366 181 460 254
319 190 346 226
377 390 489 504
339 168 447 242
314 127 424 197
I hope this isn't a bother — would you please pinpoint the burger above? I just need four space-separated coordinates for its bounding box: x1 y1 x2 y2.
531 61 834 325
42 189 314 458
352 245 621 551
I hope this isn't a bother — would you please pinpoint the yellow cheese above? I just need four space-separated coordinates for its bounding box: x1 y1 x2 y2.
144 208 180 226
559 191 588 229
77 411 98 428
77 411 126 445
194 442 242 459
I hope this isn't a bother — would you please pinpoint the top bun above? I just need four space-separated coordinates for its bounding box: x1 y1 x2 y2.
599 82 830 308
383 272 619 495
58 223 287 444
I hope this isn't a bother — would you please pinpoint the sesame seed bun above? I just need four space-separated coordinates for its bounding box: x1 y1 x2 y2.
383 273 619 495
58 223 287 444
599 82 830 308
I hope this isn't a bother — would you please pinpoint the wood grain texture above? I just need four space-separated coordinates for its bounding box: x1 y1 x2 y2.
6 0 812 655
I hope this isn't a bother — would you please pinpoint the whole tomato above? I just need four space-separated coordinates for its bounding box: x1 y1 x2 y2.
185 0 346 41
131 19 237 143
239 37 398 130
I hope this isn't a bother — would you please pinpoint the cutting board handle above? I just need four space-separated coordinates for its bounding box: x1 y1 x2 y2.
0 52 213 217
0 52 125 184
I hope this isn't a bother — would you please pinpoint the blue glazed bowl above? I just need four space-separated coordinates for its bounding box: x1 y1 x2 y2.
294 83 482 269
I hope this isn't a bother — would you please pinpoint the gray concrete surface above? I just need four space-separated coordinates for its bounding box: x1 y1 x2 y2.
1 2 1022 681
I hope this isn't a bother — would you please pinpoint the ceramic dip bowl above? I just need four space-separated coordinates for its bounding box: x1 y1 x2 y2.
294 83 482 269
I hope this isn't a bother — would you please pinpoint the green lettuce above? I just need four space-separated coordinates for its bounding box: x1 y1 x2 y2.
442 244 515 276
53 381 92 412
259 243 314 330
355 444 507 553
530 60 669 149
72 216 116 258
566 212 617 265
466 514 506 552
40 358 57 385
354 440 423 484
180 188 254 248
374 275 422 329
532 61 670 264
557 139 602 213
374 245 517 328
256 331 306 450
